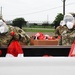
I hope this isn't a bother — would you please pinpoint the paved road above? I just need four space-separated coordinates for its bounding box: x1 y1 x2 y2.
24 28 54 30
26 32 55 37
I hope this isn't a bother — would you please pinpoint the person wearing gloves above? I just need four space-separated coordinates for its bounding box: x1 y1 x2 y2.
0 18 30 57
0 18 30 47
59 13 75 45
55 20 68 38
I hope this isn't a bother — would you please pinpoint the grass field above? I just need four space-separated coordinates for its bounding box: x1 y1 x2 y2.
23 28 55 36
23 28 55 32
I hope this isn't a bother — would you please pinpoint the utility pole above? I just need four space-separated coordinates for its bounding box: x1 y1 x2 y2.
0 6 2 17
61 0 66 15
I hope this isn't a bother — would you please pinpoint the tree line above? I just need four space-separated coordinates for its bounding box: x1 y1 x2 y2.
11 13 64 29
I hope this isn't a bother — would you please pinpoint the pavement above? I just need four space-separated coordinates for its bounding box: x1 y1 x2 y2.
26 32 55 37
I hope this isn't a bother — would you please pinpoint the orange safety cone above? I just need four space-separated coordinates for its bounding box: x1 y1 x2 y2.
6 40 24 57
43 54 49 57
69 40 75 57
43 54 53 57
0 50 2 55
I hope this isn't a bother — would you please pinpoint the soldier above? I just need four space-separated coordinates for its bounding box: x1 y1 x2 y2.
59 13 75 45
0 18 30 47
55 20 68 38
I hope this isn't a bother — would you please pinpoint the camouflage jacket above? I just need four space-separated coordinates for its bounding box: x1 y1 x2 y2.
59 29 75 46
0 25 30 47
55 25 68 37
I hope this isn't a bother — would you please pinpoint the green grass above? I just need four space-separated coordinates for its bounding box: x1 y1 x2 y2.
23 28 55 32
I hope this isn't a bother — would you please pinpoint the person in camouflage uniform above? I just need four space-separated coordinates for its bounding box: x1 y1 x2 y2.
59 13 75 45
61 28 75 45
0 18 30 47
55 20 68 37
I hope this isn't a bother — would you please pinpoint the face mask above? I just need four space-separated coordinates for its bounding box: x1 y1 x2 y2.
66 22 73 29
0 22 8 33
0 20 3 26
63 14 74 24
60 20 65 26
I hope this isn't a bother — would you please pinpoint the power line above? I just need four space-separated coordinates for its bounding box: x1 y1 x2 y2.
10 6 62 16
24 2 75 15
5 2 75 16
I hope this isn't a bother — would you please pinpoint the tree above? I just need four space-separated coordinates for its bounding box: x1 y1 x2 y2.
52 13 64 29
12 18 27 29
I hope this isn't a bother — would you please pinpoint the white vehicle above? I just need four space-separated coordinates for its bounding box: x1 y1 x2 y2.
0 57 75 75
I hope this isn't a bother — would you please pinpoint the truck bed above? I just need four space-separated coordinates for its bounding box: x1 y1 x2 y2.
0 45 71 57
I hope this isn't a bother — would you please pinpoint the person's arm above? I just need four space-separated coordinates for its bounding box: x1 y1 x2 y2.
54 26 60 38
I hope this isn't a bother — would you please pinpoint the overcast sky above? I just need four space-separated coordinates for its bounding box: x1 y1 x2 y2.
0 0 75 23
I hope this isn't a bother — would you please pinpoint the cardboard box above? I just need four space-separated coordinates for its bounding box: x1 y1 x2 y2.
30 39 59 45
